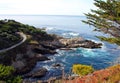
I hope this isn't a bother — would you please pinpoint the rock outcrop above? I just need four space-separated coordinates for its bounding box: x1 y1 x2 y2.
59 37 85 45
59 37 102 48
33 47 57 54
0 34 102 79
24 68 48 78
14 36 102 76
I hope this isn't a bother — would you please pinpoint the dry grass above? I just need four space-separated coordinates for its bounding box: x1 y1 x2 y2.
47 65 120 83
30 65 120 83
29 40 39 45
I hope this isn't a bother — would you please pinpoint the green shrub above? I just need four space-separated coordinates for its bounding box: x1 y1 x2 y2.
0 64 14 80
0 64 22 83
6 76 22 83
72 64 94 76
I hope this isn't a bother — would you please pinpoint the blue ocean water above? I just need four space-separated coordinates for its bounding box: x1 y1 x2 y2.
0 15 120 80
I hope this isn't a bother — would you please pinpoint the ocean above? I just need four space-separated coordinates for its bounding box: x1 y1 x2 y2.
1 15 120 80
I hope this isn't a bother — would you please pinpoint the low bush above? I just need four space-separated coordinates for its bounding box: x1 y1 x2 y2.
72 64 94 76
0 64 22 83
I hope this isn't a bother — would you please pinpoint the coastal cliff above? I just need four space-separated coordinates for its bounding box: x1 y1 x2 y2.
0 19 102 82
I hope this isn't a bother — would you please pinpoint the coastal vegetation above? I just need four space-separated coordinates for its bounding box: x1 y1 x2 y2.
0 19 102 83
0 64 22 83
83 0 120 45
0 19 53 82
0 19 54 50
72 64 94 76
1 0 120 81
80 0 120 82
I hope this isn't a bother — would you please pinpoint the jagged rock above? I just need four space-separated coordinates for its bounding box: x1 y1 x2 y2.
59 37 85 45
59 37 102 48
33 47 57 54
35 54 50 61
40 40 65 49
52 63 62 68
41 44 57 50
15 57 37 75
12 60 26 70
51 40 65 48
1 32 102 79
26 45 35 58
24 68 48 78
14 54 50 75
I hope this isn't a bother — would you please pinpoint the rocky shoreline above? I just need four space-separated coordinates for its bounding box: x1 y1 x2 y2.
22 36 102 79
0 34 102 80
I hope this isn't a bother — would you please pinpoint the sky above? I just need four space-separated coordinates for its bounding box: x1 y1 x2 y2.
0 0 96 15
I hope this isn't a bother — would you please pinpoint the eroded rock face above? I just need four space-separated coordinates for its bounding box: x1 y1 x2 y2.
14 54 50 75
14 37 101 75
3 34 102 79
59 37 102 48
12 60 26 70
35 54 50 61
33 47 57 54
59 37 85 46
52 63 62 68
24 68 48 78
12 45 50 75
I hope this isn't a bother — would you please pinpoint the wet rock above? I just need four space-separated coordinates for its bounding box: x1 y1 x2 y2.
35 54 50 61
52 63 62 68
24 68 48 78
33 47 57 54
78 40 102 48
40 43 57 50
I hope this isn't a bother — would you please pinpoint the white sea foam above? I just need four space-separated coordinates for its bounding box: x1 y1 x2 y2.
43 65 51 70
49 56 56 62
68 32 80 36
45 27 56 31
42 60 51 63
80 48 96 57
62 32 80 37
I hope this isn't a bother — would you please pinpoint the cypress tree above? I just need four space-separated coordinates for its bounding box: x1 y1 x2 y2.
83 0 120 45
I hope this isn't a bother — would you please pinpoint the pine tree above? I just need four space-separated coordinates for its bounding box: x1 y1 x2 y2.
82 0 120 45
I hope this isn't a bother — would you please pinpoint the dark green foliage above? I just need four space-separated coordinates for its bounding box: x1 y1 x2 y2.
0 19 53 49
72 64 94 76
97 36 120 45
6 76 22 83
0 32 20 49
0 64 22 83
83 0 120 45
0 64 14 80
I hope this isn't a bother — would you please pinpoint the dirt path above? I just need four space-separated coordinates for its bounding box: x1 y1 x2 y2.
0 32 27 53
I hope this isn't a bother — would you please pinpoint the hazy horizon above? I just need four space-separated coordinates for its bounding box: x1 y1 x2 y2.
0 0 96 15
0 14 85 16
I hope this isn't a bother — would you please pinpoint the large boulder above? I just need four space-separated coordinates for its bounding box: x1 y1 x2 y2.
14 54 50 75
24 68 48 78
35 54 50 61
52 63 62 68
